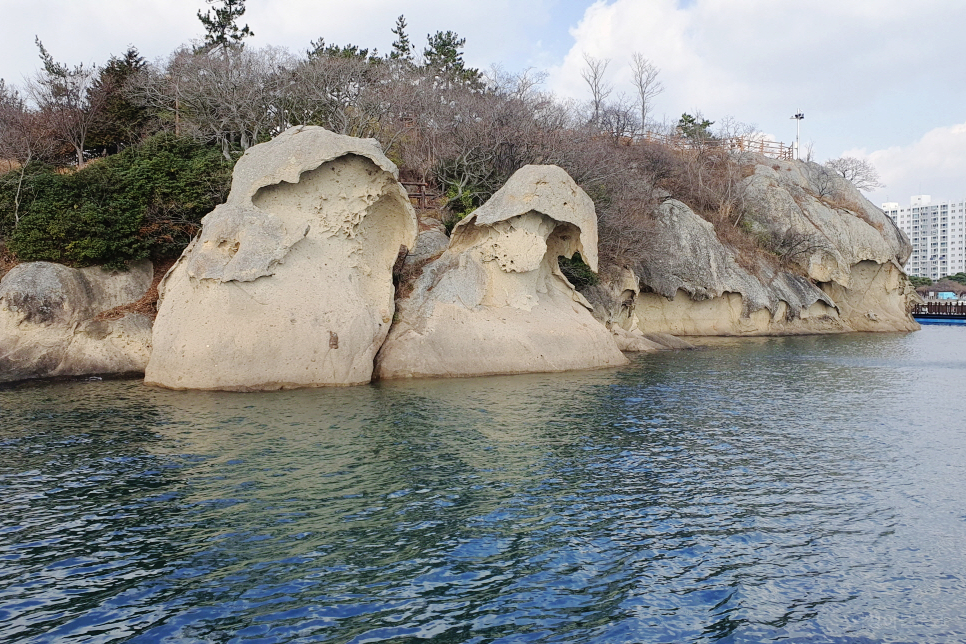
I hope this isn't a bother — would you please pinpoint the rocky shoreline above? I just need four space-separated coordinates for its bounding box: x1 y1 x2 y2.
1 126 919 389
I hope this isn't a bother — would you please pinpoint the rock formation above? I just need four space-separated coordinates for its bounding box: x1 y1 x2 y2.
374 165 629 380
0 260 153 383
145 126 417 390
592 157 918 336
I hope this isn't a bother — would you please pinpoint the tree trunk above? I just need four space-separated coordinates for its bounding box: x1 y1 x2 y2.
13 151 32 228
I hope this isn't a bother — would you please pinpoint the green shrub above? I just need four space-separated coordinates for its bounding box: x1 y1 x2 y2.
0 134 232 269
558 252 599 290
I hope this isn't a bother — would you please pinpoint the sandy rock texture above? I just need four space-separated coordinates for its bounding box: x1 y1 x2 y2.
0 260 153 383
145 126 417 390
375 165 628 379
598 157 918 336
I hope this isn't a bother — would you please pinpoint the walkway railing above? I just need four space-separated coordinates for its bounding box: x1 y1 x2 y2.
638 132 795 161
400 181 437 210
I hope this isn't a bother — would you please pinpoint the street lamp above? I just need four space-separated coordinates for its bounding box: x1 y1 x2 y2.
790 112 804 160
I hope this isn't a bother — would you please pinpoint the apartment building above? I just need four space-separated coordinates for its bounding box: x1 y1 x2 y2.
881 196 966 279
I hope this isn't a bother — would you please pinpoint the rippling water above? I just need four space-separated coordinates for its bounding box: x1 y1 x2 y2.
2 327 966 643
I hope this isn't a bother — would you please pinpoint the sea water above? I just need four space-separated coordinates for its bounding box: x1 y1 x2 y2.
2 327 965 643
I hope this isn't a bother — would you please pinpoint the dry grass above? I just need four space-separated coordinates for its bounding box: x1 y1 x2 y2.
818 192 885 232
393 251 443 301
0 246 18 281
93 257 177 322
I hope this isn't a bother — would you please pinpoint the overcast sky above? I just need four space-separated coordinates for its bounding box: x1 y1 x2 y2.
2 0 964 206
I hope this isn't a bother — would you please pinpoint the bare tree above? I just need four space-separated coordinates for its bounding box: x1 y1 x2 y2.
770 227 830 267
28 38 106 166
803 140 815 162
825 156 883 192
809 164 837 198
599 95 639 145
629 52 662 132
284 53 393 139
0 81 56 227
580 53 611 126
131 46 293 159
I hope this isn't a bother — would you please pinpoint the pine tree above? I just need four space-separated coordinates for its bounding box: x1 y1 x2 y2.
197 0 253 53
389 15 413 61
423 30 480 86
87 48 149 153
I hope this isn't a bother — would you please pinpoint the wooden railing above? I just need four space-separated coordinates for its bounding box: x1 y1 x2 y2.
400 182 437 210
638 132 795 161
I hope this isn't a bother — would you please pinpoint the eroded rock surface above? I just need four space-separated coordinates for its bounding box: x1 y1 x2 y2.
0 260 153 383
605 157 918 336
145 126 417 390
375 165 628 379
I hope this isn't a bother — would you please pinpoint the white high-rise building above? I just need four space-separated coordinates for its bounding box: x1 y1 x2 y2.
882 196 966 279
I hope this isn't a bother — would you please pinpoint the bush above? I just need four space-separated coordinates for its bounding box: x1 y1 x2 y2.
558 252 599 290
0 134 232 268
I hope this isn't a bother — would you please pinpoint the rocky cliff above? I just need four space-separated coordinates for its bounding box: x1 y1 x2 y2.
145 126 417 390
587 157 918 336
375 165 628 379
0 260 153 383
1 133 919 388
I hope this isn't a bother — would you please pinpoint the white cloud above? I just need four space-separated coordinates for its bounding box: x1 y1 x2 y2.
547 0 966 161
3 0 963 204
854 123 966 205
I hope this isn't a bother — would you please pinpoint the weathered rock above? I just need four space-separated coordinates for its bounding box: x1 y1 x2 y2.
0 260 153 383
375 165 628 379
403 229 450 269
584 266 692 350
610 326 665 352
613 157 918 336
145 126 417 390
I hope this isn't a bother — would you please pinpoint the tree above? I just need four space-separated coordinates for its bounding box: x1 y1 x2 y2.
28 37 106 166
629 53 662 131
824 156 883 192
131 46 292 159
197 0 253 53
599 95 639 145
389 15 413 62
423 31 480 86
307 38 377 62
284 53 391 138
0 80 56 228
580 53 611 126
86 47 150 153
677 113 714 141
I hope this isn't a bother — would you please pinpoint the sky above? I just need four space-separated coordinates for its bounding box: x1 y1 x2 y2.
2 0 964 206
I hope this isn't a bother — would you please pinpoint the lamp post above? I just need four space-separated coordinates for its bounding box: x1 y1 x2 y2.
790 112 804 160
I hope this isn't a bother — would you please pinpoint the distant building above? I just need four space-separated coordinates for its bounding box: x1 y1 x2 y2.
882 196 966 279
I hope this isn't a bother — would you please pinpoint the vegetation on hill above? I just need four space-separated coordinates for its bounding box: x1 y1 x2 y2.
0 0 889 279
0 135 231 268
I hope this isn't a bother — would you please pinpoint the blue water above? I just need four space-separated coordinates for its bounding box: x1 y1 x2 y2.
2 327 966 643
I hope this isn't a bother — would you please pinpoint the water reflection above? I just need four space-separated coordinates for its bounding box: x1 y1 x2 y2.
1 328 965 642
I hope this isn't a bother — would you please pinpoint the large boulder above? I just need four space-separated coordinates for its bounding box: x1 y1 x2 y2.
0 260 153 383
145 126 417 390
617 157 918 336
374 165 628 379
